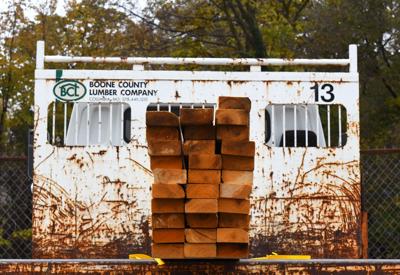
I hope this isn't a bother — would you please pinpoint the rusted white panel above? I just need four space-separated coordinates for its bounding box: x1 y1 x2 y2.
33 43 360 258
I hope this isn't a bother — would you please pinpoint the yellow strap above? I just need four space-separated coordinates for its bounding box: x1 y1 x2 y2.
128 254 165 266
252 252 311 260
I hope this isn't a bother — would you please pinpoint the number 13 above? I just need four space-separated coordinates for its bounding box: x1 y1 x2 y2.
311 83 335 102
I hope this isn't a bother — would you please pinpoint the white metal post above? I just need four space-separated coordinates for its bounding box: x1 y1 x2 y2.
282 105 286 147
86 103 90 145
338 105 342 147
271 106 275 146
98 104 102 144
36 41 45 69
305 105 308 147
52 101 56 144
63 103 67 143
349 44 358 73
294 105 297 147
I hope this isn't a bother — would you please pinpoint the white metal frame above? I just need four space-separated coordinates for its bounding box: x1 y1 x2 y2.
36 41 358 72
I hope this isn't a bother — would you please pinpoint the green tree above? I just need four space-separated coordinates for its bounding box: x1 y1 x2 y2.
0 0 156 153
0 0 31 154
117 0 310 58
301 0 400 147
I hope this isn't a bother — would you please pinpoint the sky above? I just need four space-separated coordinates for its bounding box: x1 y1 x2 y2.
0 0 68 20
0 0 146 20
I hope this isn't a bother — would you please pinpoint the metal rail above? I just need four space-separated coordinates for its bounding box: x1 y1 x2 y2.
36 41 358 72
44 56 350 66
241 259 400 265
1 259 400 264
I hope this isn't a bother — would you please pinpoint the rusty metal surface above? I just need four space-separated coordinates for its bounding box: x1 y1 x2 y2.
32 147 152 258
1 259 400 274
33 68 360 258
251 148 361 258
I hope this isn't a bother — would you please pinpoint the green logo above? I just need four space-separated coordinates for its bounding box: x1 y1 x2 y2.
53 80 86 101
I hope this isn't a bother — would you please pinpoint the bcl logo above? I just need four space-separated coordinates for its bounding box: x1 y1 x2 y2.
53 80 86 101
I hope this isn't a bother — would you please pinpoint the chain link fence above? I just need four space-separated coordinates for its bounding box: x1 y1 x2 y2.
0 157 32 259
361 149 400 259
0 151 399 259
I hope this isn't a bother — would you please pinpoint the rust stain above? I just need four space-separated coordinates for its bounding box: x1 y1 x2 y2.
249 148 361 258
33 171 149 259
92 150 107 156
67 154 77 161
227 80 246 87
127 158 152 175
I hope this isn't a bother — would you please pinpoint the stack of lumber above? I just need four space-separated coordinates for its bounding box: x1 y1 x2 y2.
216 97 254 258
147 111 186 259
182 108 219 258
147 96 253 259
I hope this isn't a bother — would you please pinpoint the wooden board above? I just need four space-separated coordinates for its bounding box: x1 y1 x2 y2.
218 213 250 229
180 108 214 125
153 168 187 184
222 155 254 171
146 111 179 127
148 140 182 156
152 229 185 243
217 244 249 259
151 199 185 213
152 214 185 229
216 109 249 126
183 140 215 156
221 170 253 185
150 156 183 169
217 228 249 243
218 96 251 112
185 199 218 213
185 229 216 243
186 184 219 199
152 243 184 259
186 213 218 228
188 170 221 184
218 199 250 214
152 184 185 198
221 141 255 157
184 243 216 258
189 154 222 170
146 126 179 141
219 184 252 199
216 125 249 141
183 125 216 140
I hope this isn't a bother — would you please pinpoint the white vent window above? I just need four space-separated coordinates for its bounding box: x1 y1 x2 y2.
265 104 347 148
47 102 131 146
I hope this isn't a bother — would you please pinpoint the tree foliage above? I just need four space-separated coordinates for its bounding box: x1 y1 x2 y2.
0 0 400 153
